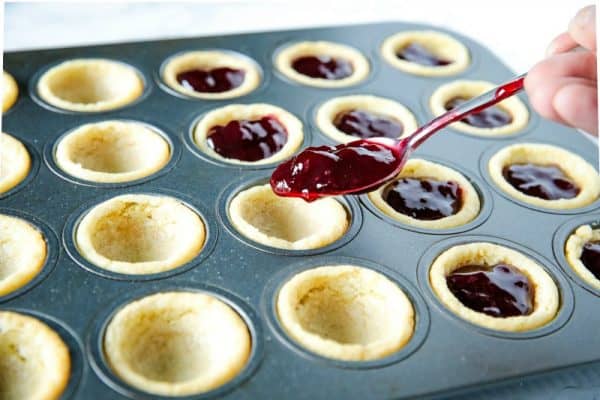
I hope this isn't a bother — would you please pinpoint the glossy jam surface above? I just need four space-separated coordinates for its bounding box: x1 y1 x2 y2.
207 115 288 162
447 264 533 317
502 163 580 200
580 241 600 280
382 178 462 220
396 43 451 66
334 110 404 139
176 67 245 93
271 140 403 201
291 55 353 80
445 97 513 128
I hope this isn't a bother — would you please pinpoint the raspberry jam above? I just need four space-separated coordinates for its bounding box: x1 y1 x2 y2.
446 264 533 317
176 67 245 93
382 178 462 220
502 163 579 200
580 241 600 280
396 43 451 66
291 55 353 80
445 97 512 128
334 110 404 139
207 115 288 162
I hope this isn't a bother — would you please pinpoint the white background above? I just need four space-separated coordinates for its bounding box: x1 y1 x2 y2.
3 0 592 73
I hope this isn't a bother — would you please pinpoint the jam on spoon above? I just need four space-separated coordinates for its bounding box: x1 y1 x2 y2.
396 43 451 66
502 163 579 200
291 56 353 80
446 263 533 317
271 74 526 201
333 110 404 139
176 67 245 93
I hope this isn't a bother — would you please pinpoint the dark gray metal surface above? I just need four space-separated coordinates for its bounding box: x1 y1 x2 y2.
2 22 600 399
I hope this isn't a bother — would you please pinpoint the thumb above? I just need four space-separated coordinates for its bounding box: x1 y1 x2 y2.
568 5 596 51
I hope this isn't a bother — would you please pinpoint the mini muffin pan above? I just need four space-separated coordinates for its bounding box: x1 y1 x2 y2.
3 22 600 399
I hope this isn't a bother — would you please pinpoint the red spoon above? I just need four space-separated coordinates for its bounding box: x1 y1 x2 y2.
271 74 525 201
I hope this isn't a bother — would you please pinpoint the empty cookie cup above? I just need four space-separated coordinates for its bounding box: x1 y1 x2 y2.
0 311 71 400
103 291 251 396
54 120 171 184
228 183 349 250
37 59 144 112
276 265 415 361
75 194 206 275
0 214 47 297
0 133 31 194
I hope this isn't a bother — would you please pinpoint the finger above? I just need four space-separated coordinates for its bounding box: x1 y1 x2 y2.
553 82 598 135
568 5 596 51
525 50 597 92
546 32 579 56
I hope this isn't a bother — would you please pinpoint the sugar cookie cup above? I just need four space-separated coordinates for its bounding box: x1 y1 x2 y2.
0 133 31 194
3 71 18 112
565 224 600 290
37 59 144 112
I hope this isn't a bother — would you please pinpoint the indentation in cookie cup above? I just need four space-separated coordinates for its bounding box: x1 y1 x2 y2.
359 155 493 235
479 142 600 215
416 235 574 340
30 58 150 114
0 209 58 304
44 119 180 188
553 215 600 297
63 189 218 281
4 308 86 400
0 137 40 200
271 40 375 89
260 256 429 369
217 175 362 256
157 49 265 100
87 284 263 400
183 104 310 170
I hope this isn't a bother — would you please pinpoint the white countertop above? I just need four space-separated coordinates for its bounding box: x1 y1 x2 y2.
4 0 591 73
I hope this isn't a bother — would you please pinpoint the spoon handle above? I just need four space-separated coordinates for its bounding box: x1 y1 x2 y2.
406 73 526 150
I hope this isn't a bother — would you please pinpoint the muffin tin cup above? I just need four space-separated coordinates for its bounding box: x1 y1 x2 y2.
217 174 363 256
0 208 59 303
5 307 86 400
553 214 600 297
62 188 218 281
0 136 41 200
478 141 600 215
416 234 575 340
28 56 152 115
260 255 430 369
87 283 263 400
43 118 182 188
359 154 494 235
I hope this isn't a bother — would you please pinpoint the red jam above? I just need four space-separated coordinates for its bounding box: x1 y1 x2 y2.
207 115 287 162
176 67 245 93
334 110 403 139
396 43 451 66
446 264 533 317
291 55 353 80
502 163 579 200
580 241 600 280
445 97 513 128
382 178 462 220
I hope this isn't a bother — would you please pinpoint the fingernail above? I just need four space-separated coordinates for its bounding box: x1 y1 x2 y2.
570 5 594 31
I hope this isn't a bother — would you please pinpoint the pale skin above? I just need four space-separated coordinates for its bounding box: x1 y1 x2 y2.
525 5 598 135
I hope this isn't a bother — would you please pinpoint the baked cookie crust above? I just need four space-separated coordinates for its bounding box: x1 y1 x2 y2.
277 265 414 361
3 71 18 112
275 41 369 88
55 120 171 183
76 194 205 274
194 103 304 165
228 184 348 250
37 59 143 112
430 80 529 136
0 214 47 297
381 30 470 76
488 143 600 210
565 224 600 290
429 242 559 332
0 133 31 194
316 94 418 143
0 311 71 400
162 50 260 99
104 291 251 396
368 159 480 229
